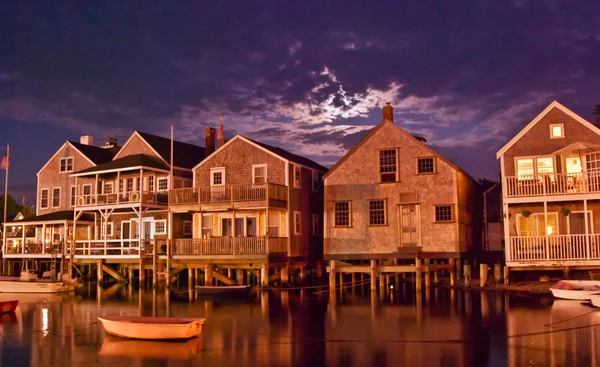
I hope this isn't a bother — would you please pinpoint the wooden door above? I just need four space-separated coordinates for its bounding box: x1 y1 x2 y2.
400 204 420 247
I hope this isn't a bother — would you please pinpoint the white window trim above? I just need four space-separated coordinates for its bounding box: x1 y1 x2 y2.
183 220 192 235
516 212 559 236
40 188 49 209
155 219 167 235
293 165 301 189
70 185 76 207
210 167 226 186
416 157 436 175
379 148 399 183
567 210 594 235
104 182 114 194
252 164 267 184
333 201 352 227
157 177 169 192
202 214 214 237
293 211 302 235
102 222 114 237
52 187 61 208
59 157 74 173
148 175 155 192
514 155 556 179
549 123 565 139
82 183 92 196
433 204 454 223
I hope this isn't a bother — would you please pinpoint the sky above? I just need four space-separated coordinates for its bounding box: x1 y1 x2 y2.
1 0 599 205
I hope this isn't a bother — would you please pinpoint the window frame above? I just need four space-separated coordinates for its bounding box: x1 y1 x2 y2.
517 212 560 236
416 157 436 175
148 175 155 192
293 211 302 235
82 184 92 196
59 157 74 173
40 188 49 209
549 123 565 139
155 220 167 235
368 199 387 226
333 201 352 227
210 167 226 186
183 220 192 236
202 214 214 237
515 155 556 181
252 164 267 184
378 148 399 183
434 205 454 223
157 177 169 191
70 185 76 207
104 182 114 194
51 187 61 208
293 165 301 189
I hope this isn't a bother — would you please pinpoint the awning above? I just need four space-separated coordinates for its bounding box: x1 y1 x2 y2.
551 141 600 156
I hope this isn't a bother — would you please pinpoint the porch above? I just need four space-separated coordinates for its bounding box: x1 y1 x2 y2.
170 237 288 256
168 183 288 206
505 172 600 198
69 239 154 257
506 234 600 266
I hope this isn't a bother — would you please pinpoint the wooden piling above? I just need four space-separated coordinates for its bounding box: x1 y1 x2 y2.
128 266 134 284
260 263 268 287
464 264 471 287
236 269 244 285
415 258 422 292
281 263 289 286
424 259 431 289
205 264 213 286
433 260 439 284
449 259 456 286
139 259 145 284
494 264 502 284
97 260 103 283
480 263 488 288
299 267 306 282
329 260 336 291
370 260 377 292
503 266 510 286
188 268 194 288
455 259 462 281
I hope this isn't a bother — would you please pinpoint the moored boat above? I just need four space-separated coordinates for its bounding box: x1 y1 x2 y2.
0 270 76 294
0 300 18 313
549 280 600 300
98 315 206 340
194 285 252 296
591 296 600 308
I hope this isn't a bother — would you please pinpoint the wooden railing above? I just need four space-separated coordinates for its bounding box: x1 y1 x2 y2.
169 183 288 205
75 191 168 207
507 234 600 262
505 172 600 197
171 237 288 255
67 239 150 256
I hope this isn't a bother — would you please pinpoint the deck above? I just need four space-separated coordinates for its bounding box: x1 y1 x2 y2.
506 234 600 266
504 172 600 200
168 183 288 210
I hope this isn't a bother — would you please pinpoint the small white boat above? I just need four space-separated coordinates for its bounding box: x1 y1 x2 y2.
0 271 76 294
549 280 600 300
98 315 206 340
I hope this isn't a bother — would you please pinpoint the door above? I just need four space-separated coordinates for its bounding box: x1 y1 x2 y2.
569 212 593 235
400 205 420 247
122 222 130 247
222 218 232 237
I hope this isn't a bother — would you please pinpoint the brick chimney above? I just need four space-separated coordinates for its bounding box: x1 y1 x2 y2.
205 127 216 156
382 102 394 122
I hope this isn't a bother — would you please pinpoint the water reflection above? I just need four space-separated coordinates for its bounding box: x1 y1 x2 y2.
0 284 599 366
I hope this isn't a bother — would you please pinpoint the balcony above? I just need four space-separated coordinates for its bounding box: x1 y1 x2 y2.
66 239 155 257
504 172 600 198
507 234 600 264
170 237 288 256
169 183 288 206
75 191 168 208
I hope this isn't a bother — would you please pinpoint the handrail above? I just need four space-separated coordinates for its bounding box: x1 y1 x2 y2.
169 183 288 205
505 172 600 197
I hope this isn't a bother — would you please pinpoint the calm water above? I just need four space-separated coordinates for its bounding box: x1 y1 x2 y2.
0 283 599 367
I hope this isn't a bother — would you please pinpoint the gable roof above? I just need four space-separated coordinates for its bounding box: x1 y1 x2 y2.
496 100 600 159
323 119 475 182
7 210 94 224
37 141 116 176
72 154 169 176
194 135 328 172
136 131 205 169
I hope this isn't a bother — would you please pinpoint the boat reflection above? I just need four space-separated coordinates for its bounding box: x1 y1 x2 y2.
0 312 17 324
99 335 203 359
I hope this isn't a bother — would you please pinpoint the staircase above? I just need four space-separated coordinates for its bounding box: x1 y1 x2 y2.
154 257 169 285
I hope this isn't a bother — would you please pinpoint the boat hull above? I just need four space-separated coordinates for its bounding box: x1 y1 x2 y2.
0 279 75 294
99 335 203 358
0 300 18 313
194 285 251 296
550 280 600 300
98 316 205 340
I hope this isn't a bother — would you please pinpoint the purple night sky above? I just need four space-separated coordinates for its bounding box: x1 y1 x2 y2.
1 1 599 205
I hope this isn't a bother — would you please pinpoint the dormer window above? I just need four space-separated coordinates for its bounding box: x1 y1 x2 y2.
59 157 74 173
550 124 564 139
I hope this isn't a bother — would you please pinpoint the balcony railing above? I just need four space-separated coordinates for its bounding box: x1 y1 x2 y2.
507 234 600 262
169 183 288 206
75 191 168 207
169 237 288 256
66 239 154 256
505 172 600 197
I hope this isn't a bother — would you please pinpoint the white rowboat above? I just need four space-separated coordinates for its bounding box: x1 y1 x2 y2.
0 278 75 293
549 280 600 300
98 315 206 340
591 297 600 308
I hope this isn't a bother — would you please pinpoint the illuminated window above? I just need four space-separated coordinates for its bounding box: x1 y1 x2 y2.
550 124 564 138
516 157 554 181
518 213 558 236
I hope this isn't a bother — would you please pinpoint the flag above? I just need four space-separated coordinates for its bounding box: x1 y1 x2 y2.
217 115 224 140
0 152 8 170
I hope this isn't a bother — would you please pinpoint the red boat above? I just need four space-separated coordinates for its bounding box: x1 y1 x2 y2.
0 300 18 313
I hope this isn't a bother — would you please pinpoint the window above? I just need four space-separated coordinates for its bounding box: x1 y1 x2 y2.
83 184 92 196
252 164 267 184
202 214 213 237
268 212 280 237
379 149 398 182
104 182 114 194
334 201 351 227
294 165 301 188
210 167 225 186
102 222 113 238
119 179 124 194
126 178 134 192
158 178 168 191
312 213 319 236
40 189 49 209
70 186 76 207
368 200 386 226
52 187 61 208
417 157 435 174
183 221 192 235
568 212 593 235
148 176 155 192
312 171 320 192
59 157 74 173
155 220 167 235
550 123 564 139
516 157 555 181
293 211 302 235
518 213 558 236
435 205 453 222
